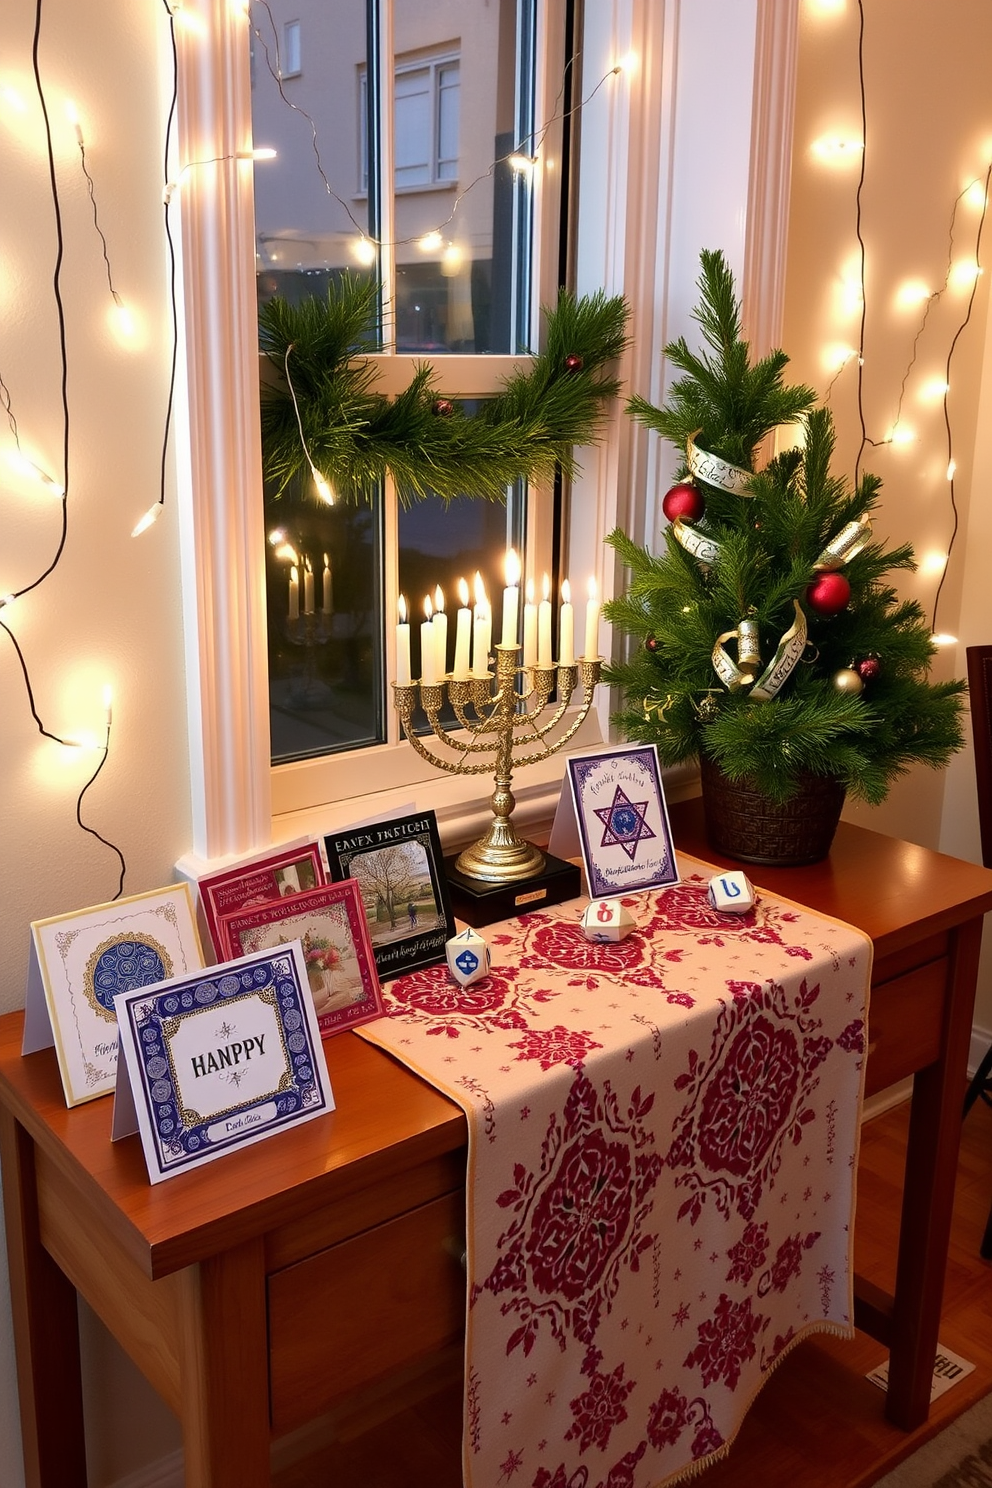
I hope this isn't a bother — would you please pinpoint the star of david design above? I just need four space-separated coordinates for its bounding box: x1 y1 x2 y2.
593 785 656 861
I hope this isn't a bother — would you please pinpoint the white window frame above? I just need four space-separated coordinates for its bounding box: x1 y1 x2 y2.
359 51 460 195
172 0 797 870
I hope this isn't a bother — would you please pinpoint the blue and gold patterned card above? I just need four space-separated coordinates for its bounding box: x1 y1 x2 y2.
556 744 680 900
113 941 334 1183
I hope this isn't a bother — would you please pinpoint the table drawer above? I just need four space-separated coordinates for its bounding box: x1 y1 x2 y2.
864 956 947 1097
268 1189 465 1434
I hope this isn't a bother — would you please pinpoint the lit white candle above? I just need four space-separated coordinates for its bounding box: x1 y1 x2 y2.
289 564 300 620
472 571 491 676
396 595 411 686
583 576 600 659
453 576 472 677
558 579 574 666
303 559 314 615
522 579 537 668
433 585 448 676
322 553 333 614
538 573 553 667
421 595 438 684
501 548 520 647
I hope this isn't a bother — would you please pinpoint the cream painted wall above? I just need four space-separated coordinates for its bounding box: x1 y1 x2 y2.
781 0 992 1024
0 0 192 1482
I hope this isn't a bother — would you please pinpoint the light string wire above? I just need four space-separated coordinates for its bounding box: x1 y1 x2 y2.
248 0 618 255
846 0 987 638
75 125 123 309
931 161 991 633
0 0 128 896
157 0 180 521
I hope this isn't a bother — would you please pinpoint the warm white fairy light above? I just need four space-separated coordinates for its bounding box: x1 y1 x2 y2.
946 459 957 481
1 85 27 116
268 527 285 545
238 146 277 161
418 231 443 253
441 243 463 277
888 422 917 446
823 342 858 373
312 469 334 504
919 376 950 402
894 279 932 310
352 236 376 267
920 551 948 577
102 685 114 727
964 180 988 210
836 270 863 318
811 134 864 164
8 450 64 495
131 502 163 537
507 153 537 176
63 97 84 145
273 541 298 563
931 632 958 647
948 259 982 291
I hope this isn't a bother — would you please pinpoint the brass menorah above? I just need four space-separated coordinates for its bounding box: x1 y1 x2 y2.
393 643 602 883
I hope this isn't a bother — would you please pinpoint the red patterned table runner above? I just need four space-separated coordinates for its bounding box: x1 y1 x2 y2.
357 855 872 1488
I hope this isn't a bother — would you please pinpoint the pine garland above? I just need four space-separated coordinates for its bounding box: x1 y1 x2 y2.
259 275 629 504
604 251 965 805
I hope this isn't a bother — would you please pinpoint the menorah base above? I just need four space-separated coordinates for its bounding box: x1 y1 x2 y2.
444 850 581 929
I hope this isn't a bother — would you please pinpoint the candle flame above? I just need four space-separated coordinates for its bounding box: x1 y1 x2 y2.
398 594 407 624
434 584 445 613
542 573 551 602
562 579 571 604
587 576 598 600
505 548 521 587
525 578 534 603
323 551 329 567
424 594 433 621
458 576 469 608
291 564 299 582
474 571 487 607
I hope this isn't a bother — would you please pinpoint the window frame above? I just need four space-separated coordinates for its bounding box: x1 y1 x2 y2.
172 0 797 867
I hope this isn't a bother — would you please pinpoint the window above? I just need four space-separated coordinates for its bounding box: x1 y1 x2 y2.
359 53 460 195
281 20 301 79
173 2 786 861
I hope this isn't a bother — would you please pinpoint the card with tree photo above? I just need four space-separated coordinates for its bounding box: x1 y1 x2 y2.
324 812 455 980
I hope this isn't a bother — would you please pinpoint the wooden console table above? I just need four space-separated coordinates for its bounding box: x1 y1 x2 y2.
2 811 992 1487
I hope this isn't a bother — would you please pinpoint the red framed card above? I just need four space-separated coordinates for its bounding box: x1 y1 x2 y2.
196 842 325 959
213 879 385 1037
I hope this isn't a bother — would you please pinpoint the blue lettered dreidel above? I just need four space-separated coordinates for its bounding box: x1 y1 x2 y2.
445 927 491 987
580 899 636 944
708 870 755 914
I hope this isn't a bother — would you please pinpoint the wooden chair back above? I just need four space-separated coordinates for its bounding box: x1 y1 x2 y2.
967 645 992 869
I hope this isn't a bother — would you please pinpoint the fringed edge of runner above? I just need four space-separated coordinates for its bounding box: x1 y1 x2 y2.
653 1318 856 1488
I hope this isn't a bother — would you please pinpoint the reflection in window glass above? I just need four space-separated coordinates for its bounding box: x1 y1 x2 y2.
251 0 539 765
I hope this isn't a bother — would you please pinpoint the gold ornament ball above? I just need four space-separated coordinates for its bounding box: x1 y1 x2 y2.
832 666 864 695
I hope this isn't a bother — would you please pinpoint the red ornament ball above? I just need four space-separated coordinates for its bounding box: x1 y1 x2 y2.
856 656 881 682
645 634 659 653
662 482 705 524
431 397 454 417
806 571 851 617
564 352 584 373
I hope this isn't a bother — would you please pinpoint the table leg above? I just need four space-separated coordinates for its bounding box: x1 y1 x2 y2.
884 918 983 1429
0 1109 88 1488
175 1235 270 1488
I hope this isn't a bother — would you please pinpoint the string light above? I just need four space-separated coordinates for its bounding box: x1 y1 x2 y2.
811 134 864 164
131 502 163 537
284 343 335 504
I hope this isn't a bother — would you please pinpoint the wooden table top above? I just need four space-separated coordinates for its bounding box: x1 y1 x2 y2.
3 808 991 1283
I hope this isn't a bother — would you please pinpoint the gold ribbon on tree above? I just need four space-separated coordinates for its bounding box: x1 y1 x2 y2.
711 601 807 702
811 517 872 571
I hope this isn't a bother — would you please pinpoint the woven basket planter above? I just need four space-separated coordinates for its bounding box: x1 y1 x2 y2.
699 756 846 867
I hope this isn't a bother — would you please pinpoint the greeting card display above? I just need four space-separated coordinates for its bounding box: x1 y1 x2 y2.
323 811 455 980
195 840 324 958
23 884 205 1107
113 941 334 1183
214 880 384 1036
550 744 680 899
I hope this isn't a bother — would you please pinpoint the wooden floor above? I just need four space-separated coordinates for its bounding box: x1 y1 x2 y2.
274 1094 992 1488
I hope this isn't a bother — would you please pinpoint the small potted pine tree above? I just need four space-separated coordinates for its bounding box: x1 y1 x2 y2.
604 250 965 865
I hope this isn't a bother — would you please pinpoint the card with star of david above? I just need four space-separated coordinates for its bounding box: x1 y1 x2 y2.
560 745 680 899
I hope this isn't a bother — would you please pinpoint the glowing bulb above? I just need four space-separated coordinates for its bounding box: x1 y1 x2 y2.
273 542 298 563
919 377 950 402
131 502 163 537
171 5 207 35
8 451 64 495
613 51 638 74
102 685 114 726
311 467 334 504
353 236 376 267
837 273 863 318
808 0 845 12
964 180 988 210
947 459 957 481
811 135 863 163
238 146 277 161
0 593 15 610
418 231 442 253
441 243 462 277
931 632 958 647
507 154 536 176
919 551 947 576
894 279 932 310
949 260 982 291
888 423 916 446
64 98 83 145
2 86 27 115
823 343 858 373
268 527 286 545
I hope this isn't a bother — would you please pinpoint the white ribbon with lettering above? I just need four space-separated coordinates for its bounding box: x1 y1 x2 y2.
711 628 756 692
812 517 872 572
672 519 722 566
750 601 808 702
686 432 754 496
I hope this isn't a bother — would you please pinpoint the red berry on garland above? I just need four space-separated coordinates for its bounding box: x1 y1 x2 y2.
431 397 454 417
645 634 659 653
806 571 851 617
856 657 881 682
662 482 705 524
564 352 584 373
